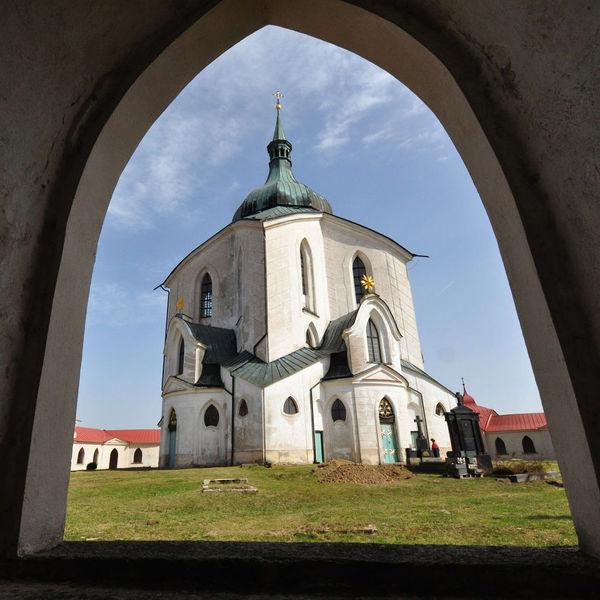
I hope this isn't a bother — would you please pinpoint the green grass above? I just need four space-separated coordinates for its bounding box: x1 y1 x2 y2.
65 465 576 546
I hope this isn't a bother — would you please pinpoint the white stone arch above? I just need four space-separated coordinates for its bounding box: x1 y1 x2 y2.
306 322 319 348
435 402 447 417
164 317 201 381
8 0 598 557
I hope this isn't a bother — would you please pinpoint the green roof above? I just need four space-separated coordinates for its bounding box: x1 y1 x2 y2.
183 321 237 364
224 347 328 387
232 108 332 222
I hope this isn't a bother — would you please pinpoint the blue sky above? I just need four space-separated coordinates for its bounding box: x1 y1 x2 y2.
77 26 542 429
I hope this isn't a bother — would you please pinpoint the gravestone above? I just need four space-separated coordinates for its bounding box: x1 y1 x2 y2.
444 392 492 478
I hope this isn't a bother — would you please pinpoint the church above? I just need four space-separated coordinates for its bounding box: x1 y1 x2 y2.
157 100 457 468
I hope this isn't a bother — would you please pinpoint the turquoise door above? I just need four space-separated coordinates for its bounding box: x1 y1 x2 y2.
314 431 324 463
168 430 177 469
381 423 398 463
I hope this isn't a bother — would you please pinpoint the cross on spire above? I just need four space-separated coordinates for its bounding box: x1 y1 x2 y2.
274 90 283 110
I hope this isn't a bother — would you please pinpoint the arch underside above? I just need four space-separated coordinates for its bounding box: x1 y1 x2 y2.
2 0 599 560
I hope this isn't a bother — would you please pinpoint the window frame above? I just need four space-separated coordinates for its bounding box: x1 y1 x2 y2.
366 318 383 363
200 273 213 318
283 396 299 416
352 256 367 304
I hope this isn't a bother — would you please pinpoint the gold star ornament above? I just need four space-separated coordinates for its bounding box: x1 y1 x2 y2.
361 274 375 293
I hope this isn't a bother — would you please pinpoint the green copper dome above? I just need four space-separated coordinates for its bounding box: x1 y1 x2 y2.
232 108 332 222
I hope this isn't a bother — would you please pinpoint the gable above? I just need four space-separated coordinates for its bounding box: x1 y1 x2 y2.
163 376 196 394
353 364 408 386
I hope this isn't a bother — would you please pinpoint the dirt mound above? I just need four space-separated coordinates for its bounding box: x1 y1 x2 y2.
315 459 413 484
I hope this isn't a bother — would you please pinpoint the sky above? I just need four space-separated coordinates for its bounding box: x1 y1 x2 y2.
77 26 542 429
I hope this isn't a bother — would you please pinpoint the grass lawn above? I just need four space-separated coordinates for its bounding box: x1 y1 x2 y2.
65 464 576 546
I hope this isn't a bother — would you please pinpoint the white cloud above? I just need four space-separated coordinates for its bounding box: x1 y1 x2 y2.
106 26 445 229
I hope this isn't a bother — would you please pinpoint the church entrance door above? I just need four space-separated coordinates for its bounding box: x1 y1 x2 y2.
109 448 118 469
381 424 398 463
314 431 324 463
168 431 176 469
379 399 399 463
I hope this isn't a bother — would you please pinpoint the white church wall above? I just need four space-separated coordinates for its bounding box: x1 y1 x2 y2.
232 377 264 465
263 215 329 361
320 216 424 369
163 222 267 357
484 429 555 460
352 382 410 465
344 298 404 376
319 387 358 462
401 372 456 457
160 389 230 467
263 364 323 463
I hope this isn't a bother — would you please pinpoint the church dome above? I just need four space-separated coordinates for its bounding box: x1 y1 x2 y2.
232 104 332 221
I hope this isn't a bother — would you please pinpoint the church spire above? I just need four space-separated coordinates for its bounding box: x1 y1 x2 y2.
231 93 332 221
272 90 286 140
267 92 291 163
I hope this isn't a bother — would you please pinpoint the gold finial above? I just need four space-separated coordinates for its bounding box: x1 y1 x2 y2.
274 90 283 110
361 274 375 293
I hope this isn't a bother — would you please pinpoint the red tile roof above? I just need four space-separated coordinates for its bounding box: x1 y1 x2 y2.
462 392 498 430
461 385 547 432
74 427 160 444
485 413 547 432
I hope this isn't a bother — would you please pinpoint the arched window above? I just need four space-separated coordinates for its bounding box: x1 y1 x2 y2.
204 404 219 427
435 403 445 416
378 398 395 423
495 437 507 455
366 319 382 363
239 399 248 417
306 323 318 348
93 449 99 464
353 256 367 303
177 338 185 375
300 250 307 295
133 448 142 463
300 240 314 311
522 435 536 454
168 408 177 432
200 273 212 318
331 399 346 422
283 397 298 415
109 448 118 469
77 448 85 464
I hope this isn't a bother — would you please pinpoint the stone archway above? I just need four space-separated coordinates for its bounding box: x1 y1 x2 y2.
1 0 599 559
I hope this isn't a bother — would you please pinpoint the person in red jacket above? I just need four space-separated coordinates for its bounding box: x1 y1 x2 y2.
431 439 440 457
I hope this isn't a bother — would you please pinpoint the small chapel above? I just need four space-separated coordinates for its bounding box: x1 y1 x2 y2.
157 98 457 468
